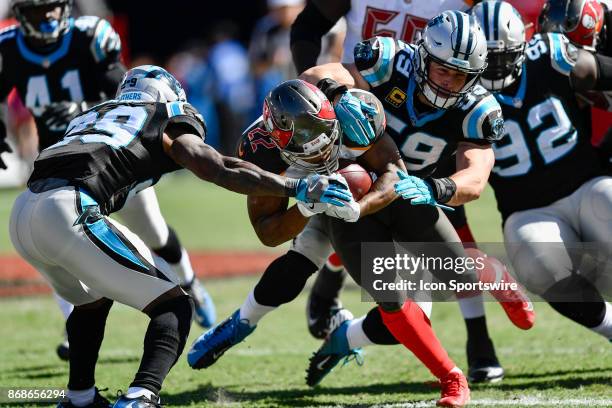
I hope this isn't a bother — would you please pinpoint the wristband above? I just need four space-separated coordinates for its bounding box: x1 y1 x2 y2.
425 177 457 203
317 78 348 102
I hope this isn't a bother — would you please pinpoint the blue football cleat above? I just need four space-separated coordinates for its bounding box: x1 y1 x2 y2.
306 313 363 387
187 310 255 369
183 278 216 328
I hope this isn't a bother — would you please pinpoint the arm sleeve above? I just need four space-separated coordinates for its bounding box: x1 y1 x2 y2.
290 0 350 74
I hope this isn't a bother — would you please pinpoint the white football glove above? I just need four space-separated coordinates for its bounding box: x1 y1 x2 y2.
297 201 332 218
324 197 360 222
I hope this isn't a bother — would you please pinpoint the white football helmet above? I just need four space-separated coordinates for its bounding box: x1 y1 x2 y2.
472 1 526 91
415 11 488 108
116 65 187 103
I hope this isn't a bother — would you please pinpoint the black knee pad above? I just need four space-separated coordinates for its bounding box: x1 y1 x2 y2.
254 250 318 307
544 275 606 328
153 226 182 264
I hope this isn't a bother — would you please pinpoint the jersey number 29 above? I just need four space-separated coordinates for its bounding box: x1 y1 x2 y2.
46 105 148 150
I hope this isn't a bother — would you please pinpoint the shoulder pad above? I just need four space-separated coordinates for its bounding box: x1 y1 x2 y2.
76 16 121 63
165 101 207 140
461 86 504 143
547 33 576 76
355 36 408 88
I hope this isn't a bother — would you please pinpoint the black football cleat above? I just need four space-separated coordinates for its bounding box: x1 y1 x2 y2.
57 388 111 408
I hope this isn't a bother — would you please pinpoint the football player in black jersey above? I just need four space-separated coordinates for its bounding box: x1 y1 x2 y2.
0 0 218 359
187 78 479 407
10 66 354 408
473 0 612 344
300 10 538 384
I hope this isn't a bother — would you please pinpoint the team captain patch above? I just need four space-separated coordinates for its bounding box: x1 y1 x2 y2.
385 87 407 108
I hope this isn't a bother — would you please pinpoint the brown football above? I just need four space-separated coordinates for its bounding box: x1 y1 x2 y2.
337 163 373 201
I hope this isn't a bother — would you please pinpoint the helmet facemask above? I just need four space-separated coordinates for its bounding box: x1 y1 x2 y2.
415 46 484 109
480 43 525 91
12 0 72 45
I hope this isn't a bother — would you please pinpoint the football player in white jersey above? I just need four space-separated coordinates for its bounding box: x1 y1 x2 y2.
291 0 528 383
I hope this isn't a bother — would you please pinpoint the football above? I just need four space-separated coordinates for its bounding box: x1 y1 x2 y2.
337 163 373 201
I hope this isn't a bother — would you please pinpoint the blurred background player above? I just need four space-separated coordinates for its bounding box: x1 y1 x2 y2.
0 0 215 361
473 0 612 344
290 0 534 383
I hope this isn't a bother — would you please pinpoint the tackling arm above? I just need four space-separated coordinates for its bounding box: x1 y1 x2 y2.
356 133 405 216
299 63 370 90
164 131 296 197
570 49 612 92
447 142 495 206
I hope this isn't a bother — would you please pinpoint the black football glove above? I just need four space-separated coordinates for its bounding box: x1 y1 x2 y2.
0 120 11 170
39 101 85 133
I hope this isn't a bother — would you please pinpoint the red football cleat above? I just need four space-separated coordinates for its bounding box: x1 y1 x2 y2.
465 248 535 330
437 368 470 407
487 257 535 330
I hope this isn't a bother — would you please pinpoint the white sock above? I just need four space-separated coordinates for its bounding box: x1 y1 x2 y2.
239 290 276 327
591 302 612 340
54 292 74 320
458 294 485 319
67 387 95 407
346 316 374 349
126 387 156 400
170 248 195 285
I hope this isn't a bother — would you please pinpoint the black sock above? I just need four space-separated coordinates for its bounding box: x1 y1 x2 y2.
464 316 497 364
544 275 606 328
131 296 193 394
311 264 347 301
254 250 317 307
362 307 399 345
67 299 113 390
152 226 182 264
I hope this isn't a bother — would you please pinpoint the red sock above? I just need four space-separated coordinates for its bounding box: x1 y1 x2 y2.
379 301 455 379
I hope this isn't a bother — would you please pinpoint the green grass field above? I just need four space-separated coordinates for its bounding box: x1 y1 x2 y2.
0 280 610 408
1 174 610 407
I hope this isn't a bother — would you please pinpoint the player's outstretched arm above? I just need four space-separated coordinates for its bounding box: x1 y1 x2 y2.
571 50 612 92
299 63 370 90
356 133 406 217
163 128 353 206
447 142 495 206
165 132 297 197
